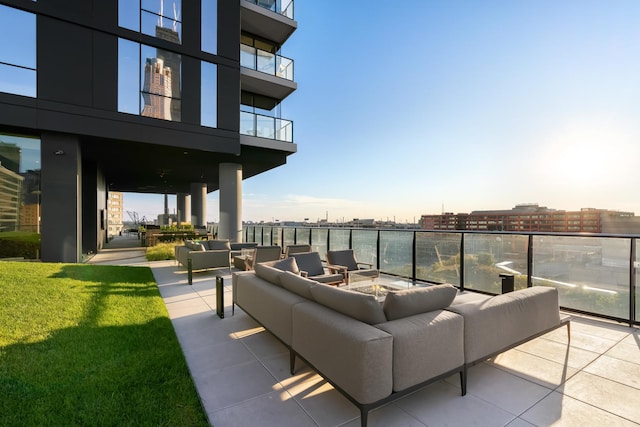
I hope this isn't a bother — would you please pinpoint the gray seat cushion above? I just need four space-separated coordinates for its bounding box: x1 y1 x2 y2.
291 252 325 276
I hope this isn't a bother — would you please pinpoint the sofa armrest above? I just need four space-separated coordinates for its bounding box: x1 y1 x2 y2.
292 302 393 405
446 286 562 364
187 249 230 270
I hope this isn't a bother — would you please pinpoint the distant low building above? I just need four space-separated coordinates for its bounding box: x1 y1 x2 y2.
421 204 640 234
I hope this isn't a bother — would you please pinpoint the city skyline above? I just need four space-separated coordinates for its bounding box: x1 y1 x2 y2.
124 0 640 224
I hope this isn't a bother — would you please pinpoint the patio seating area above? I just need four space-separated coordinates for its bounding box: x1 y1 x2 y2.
91 236 640 427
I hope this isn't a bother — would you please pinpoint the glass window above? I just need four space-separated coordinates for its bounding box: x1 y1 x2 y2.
0 6 36 97
118 39 182 122
201 0 217 54
0 134 41 245
119 0 182 44
201 62 217 127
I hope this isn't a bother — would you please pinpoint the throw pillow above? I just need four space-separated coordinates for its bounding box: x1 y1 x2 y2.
253 257 300 286
206 239 231 250
280 271 316 299
383 284 458 321
310 285 387 325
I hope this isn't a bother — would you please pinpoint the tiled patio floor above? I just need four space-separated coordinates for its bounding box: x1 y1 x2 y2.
91 236 640 426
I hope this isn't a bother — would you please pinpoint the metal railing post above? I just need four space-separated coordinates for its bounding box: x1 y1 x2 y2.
459 234 465 292
630 238 636 326
527 235 533 288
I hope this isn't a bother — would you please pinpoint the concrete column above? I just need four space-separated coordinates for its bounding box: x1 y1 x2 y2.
190 183 207 227
177 192 191 226
40 133 82 262
219 163 242 243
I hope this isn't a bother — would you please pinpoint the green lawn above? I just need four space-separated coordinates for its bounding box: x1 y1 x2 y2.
0 262 209 426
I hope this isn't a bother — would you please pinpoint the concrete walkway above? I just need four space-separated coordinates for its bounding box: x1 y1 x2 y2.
87 236 640 427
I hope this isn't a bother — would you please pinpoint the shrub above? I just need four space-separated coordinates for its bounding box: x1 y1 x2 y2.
146 242 177 261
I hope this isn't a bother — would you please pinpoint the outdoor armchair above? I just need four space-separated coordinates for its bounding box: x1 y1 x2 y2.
284 244 312 257
290 252 344 286
326 249 379 284
245 245 282 270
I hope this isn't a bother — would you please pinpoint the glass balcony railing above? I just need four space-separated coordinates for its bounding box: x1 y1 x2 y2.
247 0 294 19
243 225 640 325
240 111 293 142
240 44 294 81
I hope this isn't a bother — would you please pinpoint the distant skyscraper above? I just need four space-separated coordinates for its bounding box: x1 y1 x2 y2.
141 57 173 120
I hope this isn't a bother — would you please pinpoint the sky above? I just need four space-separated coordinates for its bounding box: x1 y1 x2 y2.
124 0 640 224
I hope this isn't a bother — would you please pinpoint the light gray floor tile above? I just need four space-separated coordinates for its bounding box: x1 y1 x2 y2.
521 390 639 427
395 380 516 427
505 418 536 427
285 373 360 427
544 326 620 354
194 359 283 412
340 404 427 427
559 371 640 423
236 329 289 359
488 349 578 389
462 363 554 415
606 339 640 365
515 336 599 370
583 355 640 390
184 338 257 375
208 390 318 427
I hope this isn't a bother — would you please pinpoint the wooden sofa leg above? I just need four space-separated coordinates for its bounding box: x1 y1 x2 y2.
460 367 467 396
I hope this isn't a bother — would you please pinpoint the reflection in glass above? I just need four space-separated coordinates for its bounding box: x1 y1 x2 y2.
118 39 181 121
416 232 461 285
120 0 182 43
201 62 217 128
117 39 140 114
532 235 630 319
0 5 36 97
201 0 217 54
256 115 275 139
0 134 41 241
240 111 255 136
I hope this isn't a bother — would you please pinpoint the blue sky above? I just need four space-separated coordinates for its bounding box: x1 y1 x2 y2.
126 0 640 224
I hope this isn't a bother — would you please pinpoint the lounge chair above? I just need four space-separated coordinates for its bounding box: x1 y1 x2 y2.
326 249 379 284
290 252 344 286
244 245 282 270
284 244 312 257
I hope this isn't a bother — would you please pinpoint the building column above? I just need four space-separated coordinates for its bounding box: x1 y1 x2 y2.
177 192 191 226
190 183 207 227
41 133 82 262
219 163 242 243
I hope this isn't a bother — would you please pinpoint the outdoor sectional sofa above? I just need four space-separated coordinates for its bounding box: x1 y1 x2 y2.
232 259 570 427
175 239 231 274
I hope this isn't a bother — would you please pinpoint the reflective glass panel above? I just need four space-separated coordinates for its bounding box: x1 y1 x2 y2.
240 111 255 136
117 39 140 114
352 230 377 269
118 0 139 31
256 115 275 139
380 231 412 276
329 229 349 251
311 228 328 256
282 228 295 248
0 134 41 259
415 232 461 285
201 0 217 54
532 235 630 319
0 6 36 97
464 233 528 294
201 62 217 128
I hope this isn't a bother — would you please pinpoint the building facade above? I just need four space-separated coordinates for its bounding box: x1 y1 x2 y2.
421 204 640 234
0 0 297 262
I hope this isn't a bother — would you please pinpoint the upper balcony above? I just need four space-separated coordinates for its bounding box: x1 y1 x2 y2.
240 44 296 100
240 0 297 45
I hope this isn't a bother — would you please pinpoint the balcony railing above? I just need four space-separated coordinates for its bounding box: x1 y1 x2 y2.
246 0 294 19
240 111 293 142
243 225 640 325
241 44 294 81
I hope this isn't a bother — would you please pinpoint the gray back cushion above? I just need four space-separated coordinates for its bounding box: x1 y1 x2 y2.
280 271 316 299
327 250 358 271
254 257 300 287
383 284 457 321
205 239 231 250
310 285 387 325
291 252 325 276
